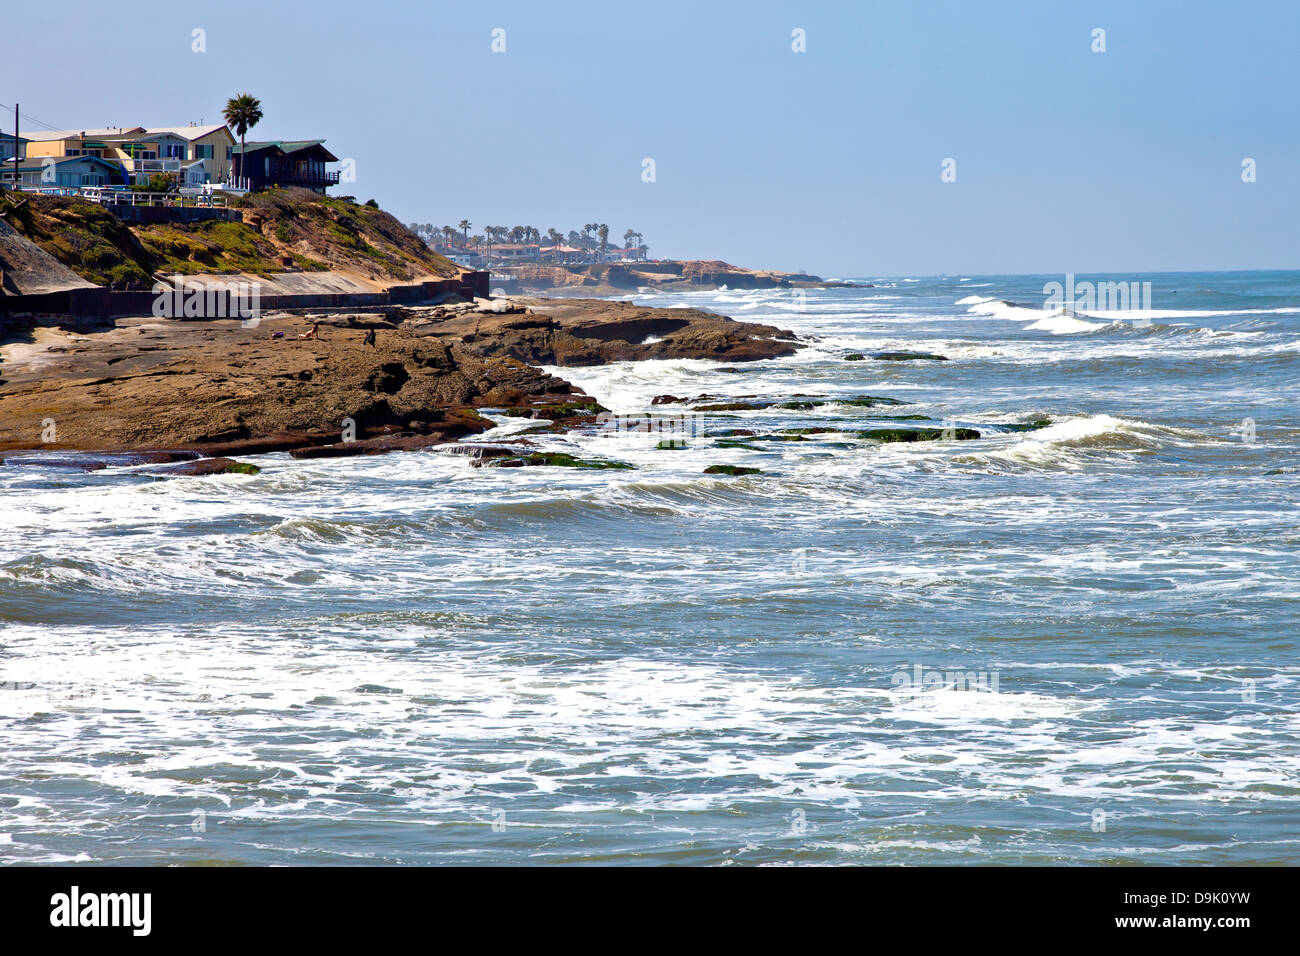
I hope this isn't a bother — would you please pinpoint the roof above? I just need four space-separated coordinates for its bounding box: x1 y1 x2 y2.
20 125 233 144
237 139 324 151
0 132 29 144
4 154 124 171
142 124 235 141
20 127 146 142
232 140 338 161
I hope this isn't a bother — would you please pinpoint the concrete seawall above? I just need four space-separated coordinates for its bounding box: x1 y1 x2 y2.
107 205 243 225
2 271 490 326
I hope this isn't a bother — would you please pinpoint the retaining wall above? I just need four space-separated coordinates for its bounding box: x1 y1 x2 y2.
1 272 490 321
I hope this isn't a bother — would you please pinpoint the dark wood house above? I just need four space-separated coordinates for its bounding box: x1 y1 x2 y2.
231 140 340 193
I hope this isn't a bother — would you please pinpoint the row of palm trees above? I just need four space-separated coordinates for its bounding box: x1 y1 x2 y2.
221 93 653 261
410 221 648 258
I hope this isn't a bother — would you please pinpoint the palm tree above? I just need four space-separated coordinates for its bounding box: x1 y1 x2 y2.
458 219 471 244
222 93 263 186
623 228 636 250
547 228 564 247
597 223 609 257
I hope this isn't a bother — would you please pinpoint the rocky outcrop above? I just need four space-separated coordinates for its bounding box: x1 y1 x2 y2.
0 313 582 455
507 264 598 289
0 295 802 455
432 297 800 366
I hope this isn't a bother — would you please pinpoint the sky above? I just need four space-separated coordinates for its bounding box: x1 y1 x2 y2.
2 0 1296 276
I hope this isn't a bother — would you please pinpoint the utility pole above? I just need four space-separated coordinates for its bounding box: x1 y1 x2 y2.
12 103 19 189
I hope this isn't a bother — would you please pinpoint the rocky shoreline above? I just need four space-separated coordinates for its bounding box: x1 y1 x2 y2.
0 296 800 470
488 260 865 296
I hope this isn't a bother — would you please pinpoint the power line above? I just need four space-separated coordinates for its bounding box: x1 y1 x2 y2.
0 103 64 132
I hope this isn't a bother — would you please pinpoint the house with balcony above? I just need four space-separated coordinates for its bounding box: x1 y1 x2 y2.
20 125 235 186
540 244 585 264
485 243 541 262
230 140 339 193
143 124 236 184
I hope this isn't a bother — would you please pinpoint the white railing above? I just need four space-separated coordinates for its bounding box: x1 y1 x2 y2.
126 158 183 174
79 186 227 208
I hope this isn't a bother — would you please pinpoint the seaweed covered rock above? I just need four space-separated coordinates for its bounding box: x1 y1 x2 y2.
486 452 633 470
856 427 980 443
153 457 261 476
871 351 949 361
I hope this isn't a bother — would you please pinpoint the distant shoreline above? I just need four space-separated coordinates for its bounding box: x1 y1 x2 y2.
484 259 866 297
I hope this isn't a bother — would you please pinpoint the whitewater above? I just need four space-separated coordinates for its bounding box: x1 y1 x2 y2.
2 270 1297 864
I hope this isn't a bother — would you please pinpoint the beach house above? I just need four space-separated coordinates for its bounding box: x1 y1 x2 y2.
230 140 339 193
21 125 236 186
0 154 128 188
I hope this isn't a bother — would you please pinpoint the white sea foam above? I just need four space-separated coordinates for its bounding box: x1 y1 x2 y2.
1026 310 1110 334
4 275 1298 865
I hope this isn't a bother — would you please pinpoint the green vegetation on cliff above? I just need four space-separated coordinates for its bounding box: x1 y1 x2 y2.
0 192 153 286
2 187 460 287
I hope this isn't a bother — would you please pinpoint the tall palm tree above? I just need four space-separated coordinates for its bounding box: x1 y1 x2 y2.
458 219 471 244
222 93 263 186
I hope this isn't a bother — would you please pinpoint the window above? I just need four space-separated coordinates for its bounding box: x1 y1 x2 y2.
194 144 214 159
226 146 233 159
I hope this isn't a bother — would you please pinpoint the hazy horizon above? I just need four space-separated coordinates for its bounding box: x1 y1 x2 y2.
3 0 1296 275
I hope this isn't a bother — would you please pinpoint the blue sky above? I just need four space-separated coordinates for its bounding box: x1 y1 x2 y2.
3 0 1296 275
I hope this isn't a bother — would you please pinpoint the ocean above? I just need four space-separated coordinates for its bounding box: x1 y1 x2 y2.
2 270 1298 865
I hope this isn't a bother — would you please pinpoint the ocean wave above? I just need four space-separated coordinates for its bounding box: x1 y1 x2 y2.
1026 311 1113 334
952 414 1218 472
